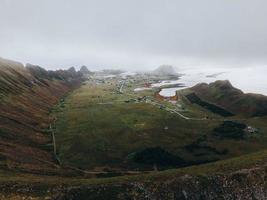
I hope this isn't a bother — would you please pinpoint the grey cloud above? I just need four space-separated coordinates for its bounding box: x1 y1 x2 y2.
0 0 267 70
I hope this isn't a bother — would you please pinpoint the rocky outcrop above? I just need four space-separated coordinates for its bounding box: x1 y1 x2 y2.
53 166 267 199
0 163 265 199
191 80 267 117
79 65 92 75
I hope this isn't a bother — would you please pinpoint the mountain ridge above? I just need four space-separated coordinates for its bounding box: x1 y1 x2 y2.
191 80 267 117
0 57 83 174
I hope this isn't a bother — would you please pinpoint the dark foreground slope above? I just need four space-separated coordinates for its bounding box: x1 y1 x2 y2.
0 58 82 174
191 80 267 117
0 149 267 199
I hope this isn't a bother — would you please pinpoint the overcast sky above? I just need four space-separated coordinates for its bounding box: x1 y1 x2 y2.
0 0 267 70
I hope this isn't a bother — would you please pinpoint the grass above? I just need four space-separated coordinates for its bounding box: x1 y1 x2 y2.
0 148 267 187
52 78 267 172
53 80 217 169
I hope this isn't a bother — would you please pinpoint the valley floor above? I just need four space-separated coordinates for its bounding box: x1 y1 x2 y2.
52 74 267 175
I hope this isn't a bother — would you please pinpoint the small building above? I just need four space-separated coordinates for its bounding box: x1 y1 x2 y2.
246 126 258 134
144 83 151 88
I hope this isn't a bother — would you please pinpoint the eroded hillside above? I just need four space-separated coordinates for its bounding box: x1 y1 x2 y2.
0 58 83 174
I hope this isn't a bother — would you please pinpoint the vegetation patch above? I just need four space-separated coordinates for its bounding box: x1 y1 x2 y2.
184 137 228 156
54 80 220 171
128 147 185 168
213 121 247 139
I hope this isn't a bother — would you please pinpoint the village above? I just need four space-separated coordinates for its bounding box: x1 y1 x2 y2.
88 70 260 137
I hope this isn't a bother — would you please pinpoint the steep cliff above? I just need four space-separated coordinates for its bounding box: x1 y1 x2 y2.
0 58 83 174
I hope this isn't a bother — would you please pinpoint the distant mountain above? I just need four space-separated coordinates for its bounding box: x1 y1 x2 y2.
79 65 92 74
100 69 125 75
191 80 267 117
68 66 76 73
152 65 177 76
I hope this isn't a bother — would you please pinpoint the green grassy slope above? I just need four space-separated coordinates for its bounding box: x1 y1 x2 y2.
0 147 266 199
191 80 267 117
54 80 218 170
53 78 267 172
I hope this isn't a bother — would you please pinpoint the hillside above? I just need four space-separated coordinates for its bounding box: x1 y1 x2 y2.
0 148 267 199
79 65 92 75
191 80 267 117
0 58 83 174
1 59 267 199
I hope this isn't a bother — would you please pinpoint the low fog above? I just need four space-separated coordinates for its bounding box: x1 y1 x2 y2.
0 0 267 70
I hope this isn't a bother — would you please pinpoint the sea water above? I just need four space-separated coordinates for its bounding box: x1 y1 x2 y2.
160 66 267 97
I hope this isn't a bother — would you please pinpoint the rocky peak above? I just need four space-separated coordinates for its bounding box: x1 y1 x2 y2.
153 65 177 76
79 65 91 74
211 80 233 90
68 67 76 73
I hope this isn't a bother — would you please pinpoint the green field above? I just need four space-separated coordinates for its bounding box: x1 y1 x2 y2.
52 77 267 173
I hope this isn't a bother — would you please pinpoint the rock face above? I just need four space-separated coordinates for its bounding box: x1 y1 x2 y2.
68 66 76 74
55 167 267 200
79 65 91 74
191 80 267 117
0 164 266 200
153 65 177 76
0 57 83 174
